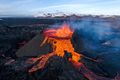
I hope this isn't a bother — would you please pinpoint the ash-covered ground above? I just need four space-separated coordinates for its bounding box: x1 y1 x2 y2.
0 16 120 80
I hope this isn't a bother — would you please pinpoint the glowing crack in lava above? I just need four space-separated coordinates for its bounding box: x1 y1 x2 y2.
42 24 81 62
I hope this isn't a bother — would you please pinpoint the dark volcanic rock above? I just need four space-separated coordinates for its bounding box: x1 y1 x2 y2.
72 29 120 78
16 33 53 57
0 55 88 80
1 54 119 80
31 55 88 80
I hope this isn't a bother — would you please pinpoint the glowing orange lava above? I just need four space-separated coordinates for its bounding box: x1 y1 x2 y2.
29 24 81 73
42 24 81 62
28 52 54 73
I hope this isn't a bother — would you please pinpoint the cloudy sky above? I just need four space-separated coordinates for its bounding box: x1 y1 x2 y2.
0 0 120 17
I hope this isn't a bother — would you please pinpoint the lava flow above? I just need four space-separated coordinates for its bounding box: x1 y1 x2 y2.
42 24 81 62
28 24 120 80
29 24 81 72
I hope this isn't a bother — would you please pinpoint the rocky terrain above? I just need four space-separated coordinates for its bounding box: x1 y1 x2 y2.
0 16 120 80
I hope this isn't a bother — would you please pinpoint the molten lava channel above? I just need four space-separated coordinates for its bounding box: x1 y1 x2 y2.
42 24 81 62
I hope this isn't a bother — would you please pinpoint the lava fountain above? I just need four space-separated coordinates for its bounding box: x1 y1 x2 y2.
41 23 81 62
29 23 81 72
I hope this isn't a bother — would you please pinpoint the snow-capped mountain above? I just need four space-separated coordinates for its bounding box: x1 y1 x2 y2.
34 11 74 18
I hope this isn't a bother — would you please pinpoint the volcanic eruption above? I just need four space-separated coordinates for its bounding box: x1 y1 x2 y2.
41 24 81 61
28 23 120 80
29 23 81 72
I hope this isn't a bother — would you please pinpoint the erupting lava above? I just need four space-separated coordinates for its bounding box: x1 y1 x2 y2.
28 23 120 80
29 24 81 72
41 24 81 62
